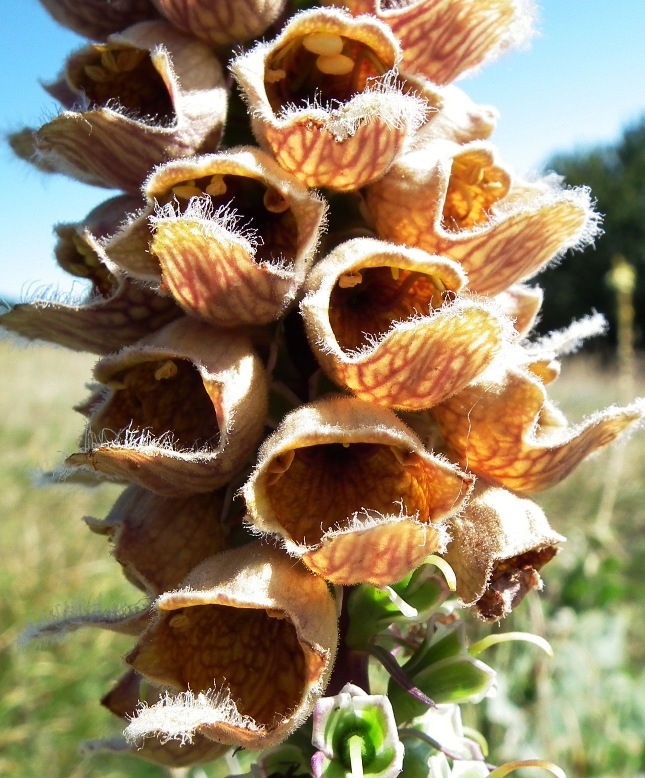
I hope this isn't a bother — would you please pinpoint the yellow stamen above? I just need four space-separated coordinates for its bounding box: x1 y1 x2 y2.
390 266 400 281
205 175 227 197
100 49 119 73
316 53 354 76
263 187 290 213
154 360 178 381
84 64 109 82
168 613 190 630
302 33 345 57
116 48 146 72
172 184 203 200
338 271 363 289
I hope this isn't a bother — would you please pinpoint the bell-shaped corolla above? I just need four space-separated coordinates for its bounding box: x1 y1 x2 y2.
104 148 326 327
364 140 598 295
444 483 565 621
85 486 230 595
243 396 473 586
300 238 513 411
151 0 288 45
38 0 159 40
125 543 339 750
19 22 227 193
0 196 182 353
431 362 644 493
66 318 268 495
324 0 536 85
230 8 427 191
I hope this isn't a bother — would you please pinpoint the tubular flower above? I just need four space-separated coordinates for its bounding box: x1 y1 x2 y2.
151 0 288 45
84 486 231 595
431 360 644 493
92 670 229 767
230 7 428 190
364 140 598 295
66 318 268 495
38 0 160 40
300 237 514 410
325 0 536 84
0 196 182 354
443 484 565 621
125 543 339 750
243 396 473 586
104 148 326 327
19 22 227 193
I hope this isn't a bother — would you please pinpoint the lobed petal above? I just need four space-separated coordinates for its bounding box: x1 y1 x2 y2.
0 196 182 354
28 22 227 193
94 670 229 767
152 0 288 45
364 141 598 295
493 284 543 337
230 8 427 190
431 363 645 493
328 0 536 85
105 148 326 326
66 318 268 495
85 486 230 595
444 483 565 621
125 543 338 750
301 238 513 410
39 0 159 40
243 396 473 585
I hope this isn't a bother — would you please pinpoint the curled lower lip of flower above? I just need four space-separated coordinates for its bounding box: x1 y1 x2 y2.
0 196 182 354
125 543 338 750
65 317 268 496
243 396 473 586
23 22 227 194
431 361 645 493
104 148 326 327
444 484 565 621
151 0 288 45
230 7 427 191
38 0 160 40
328 0 536 85
85 486 230 595
91 670 229 767
364 140 599 295
300 237 514 411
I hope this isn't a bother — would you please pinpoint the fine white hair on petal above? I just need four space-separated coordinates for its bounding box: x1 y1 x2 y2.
125 688 258 746
527 313 608 357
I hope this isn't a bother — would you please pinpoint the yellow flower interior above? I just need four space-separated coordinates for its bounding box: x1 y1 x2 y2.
329 266 453 351
135 604 307 726
442 150 510 232
74 43 174 123
265 442 434 545
158 174 299 265
63 233 116 296
96 358 220 450
264 32 391 112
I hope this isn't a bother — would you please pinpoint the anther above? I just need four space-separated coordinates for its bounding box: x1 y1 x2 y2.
263 187 290 213
316 53 355 76
265 67 287 83
205 175 227 197
302 33 345 57
154 360 178 381
266 450 296 485
84 64 109 82
390 266 400 281
172 184 203 199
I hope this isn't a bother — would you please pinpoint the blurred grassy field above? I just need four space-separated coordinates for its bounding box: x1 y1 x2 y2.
1 339 644 777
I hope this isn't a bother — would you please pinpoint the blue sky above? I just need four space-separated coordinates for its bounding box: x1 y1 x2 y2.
1 0 645 300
